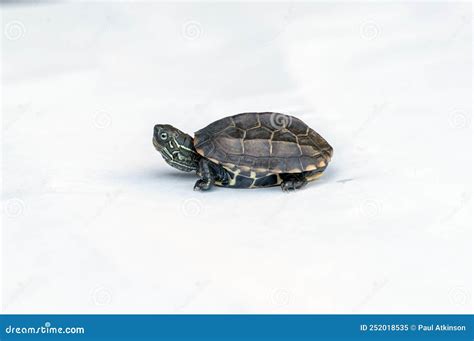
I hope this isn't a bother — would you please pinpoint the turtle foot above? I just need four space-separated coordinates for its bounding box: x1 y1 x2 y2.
280 178 307 192
194 179 212 191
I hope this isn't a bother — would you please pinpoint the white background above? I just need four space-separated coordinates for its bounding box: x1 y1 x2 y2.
1 1 472 313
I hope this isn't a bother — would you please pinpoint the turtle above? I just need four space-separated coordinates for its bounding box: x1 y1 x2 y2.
153 112 333 191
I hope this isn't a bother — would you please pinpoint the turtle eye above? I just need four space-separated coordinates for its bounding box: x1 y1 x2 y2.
160 132 168 140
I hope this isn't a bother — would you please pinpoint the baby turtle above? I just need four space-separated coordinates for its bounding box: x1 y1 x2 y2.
153 112 333 191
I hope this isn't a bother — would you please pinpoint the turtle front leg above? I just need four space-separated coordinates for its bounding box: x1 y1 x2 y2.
194 158 215 191
280 173 307 192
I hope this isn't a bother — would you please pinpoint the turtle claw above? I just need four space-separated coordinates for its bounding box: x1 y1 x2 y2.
281 181 295 192
194 179 212 191
281 179 307 192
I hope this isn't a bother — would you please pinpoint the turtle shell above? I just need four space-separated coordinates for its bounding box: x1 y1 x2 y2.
194 112 333 176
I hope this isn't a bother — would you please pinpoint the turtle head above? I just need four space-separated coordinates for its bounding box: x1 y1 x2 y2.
153 124 199 172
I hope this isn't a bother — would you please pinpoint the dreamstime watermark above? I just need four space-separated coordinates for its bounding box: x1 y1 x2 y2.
449 286 468 306
271 288 291 307
359 20 380 41
3 198 26 218
182 20 203 41
181 198 203 217
270 112 292 130
4 321 85 335
91 286 112 306
4 20 26 41
359 199 382 219
93 111 112 129
449 110 470 129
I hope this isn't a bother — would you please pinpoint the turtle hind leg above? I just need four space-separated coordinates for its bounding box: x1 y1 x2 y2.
280 173 307 192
